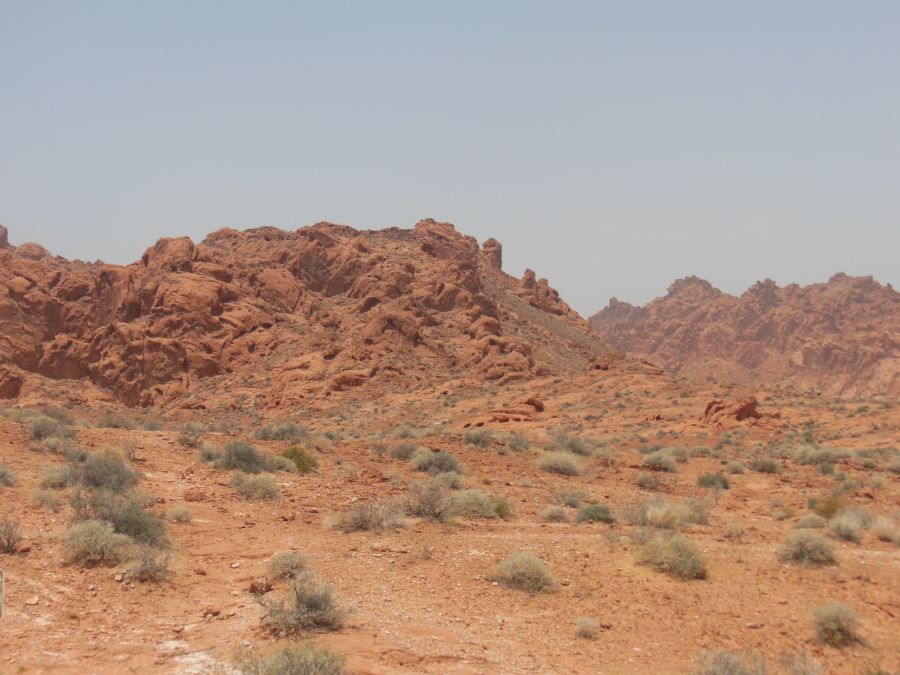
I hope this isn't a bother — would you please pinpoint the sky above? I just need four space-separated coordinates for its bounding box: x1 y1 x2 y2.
2 1 898 316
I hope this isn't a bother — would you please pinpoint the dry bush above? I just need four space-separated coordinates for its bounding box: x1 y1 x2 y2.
328 501 402 532
29 415 75 441
256 421 309 442
871 517 900 545
547 431 593 456
410 449 460 475
541 506 567 522
575 617 598 639
625 497 707 529
725 461 746 474
0 514 22 553
268 551 308 580
0 464 14 487
779 532 836 566
575 503 614 523
390 443 420 460
260 572 348 635
231 472 279 500
555 489 587 507
99 411 134 429
30 489 61 512
167 506 193 522
500 431 529 451
127 544 171 582
71 490 168 547
238 644 346 675
72 449 137 493
64 520 132 566
405 478 452 522
697 473 730 490
216 441 268 473
811 493 845 519
178 422 206 448
830 511 863 542
812 602 861 647
281 446 318 473
795 514 827 529
637 534 707 580
636 472 661 489
694 650 766 675
464 429 493 447
750 458 781 474
643 450 677 473
39 465 73 489
490 552 557 592
538 452 583 476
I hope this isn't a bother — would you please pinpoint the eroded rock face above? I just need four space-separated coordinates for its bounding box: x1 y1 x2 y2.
590 275 900 398
0 220 603 407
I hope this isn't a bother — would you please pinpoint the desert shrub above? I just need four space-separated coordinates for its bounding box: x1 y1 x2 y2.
725 461 746 474
128 544 171 582
643 450 677 473
390 443 419 460
812 602 860 646
871 517 900 544
268 551 309 580
207 418 240 435
691 445 712 458
464 429 493 447
34 435 76 455
555 489 587 507
0 464 14 487
0 514 22 553
178 422 206 448
72 490 168 546
698 473 730 490
538 452 583 476
167 506 193 522
268 456 296 473
410 450 460 475
238 644 346 675
64 520 131 566
636 472 661 489
887 458 900 474
198 445 222 463
830 512 863 542
795 514 827 529
432 471 463 489
625 497 707 529
575 616 598 639
793 445 847 467
637 534 707 580
329 501 402 532
779 532 836 566
449 489 501 519
99 411 134 429
30 489 61 512
667 446 689 463
547 431 592 456
491 552 557 592
541 506 567 522
72 449 137 493
781 652 824 675
29 415 74 441
405 479 452 522
39 465 72 489
281 446 318 473
260 572 347 635
394 424 421 439
500 432 529 451
491 495 513 520
256 421 309 443
576 503 614 523
750 458 781 474
694 650 766 675
810 493 845 519
231 472 279 500
216 441 268 473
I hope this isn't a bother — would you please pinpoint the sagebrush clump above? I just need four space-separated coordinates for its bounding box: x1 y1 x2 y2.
637 534 707 580
643 450 677 473
538 452 583 476
281 446 318 473
64 520 132 566
491 552 557 592
231 472 279 500
812 602 860 647
260 572 348 635
268 551 309 580
779 532 836 566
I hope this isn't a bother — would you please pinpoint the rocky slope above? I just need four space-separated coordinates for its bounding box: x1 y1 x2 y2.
0 220 605 409
589 274 900 398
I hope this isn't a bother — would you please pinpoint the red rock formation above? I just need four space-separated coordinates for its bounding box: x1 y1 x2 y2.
589 275 900 398
0 220 606 407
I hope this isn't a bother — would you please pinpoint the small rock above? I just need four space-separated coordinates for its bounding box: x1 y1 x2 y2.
230 562 240 569
194 568 207 576
25 595 39 606
114 574 124 582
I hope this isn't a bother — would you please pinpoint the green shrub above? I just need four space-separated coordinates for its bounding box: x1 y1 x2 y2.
464 429 493 447
238 644 346 675
750 458 781 474
281 446 318 473
328 501 402 532
256 421 309 442
637 534 707 580
405 478 452 522
231 472 279 500
698 473 730 490
538 452 583 476
0 514 22 553
576 503 614 523
178 422 206 448
29 415 75 441
30 489 61 512
39 465 72 489
72 490 168 546
541 506 568 522
795 514 827 529
779 532 836 566
643 450 677 473
260 572 348 635
812 602 860 646
215 441 269 473
268 551 309 580
491 552 557 592
410 450 460 475
390 443 419 460
64 520 132 566
575 617 599 639
167 506 193 523
0 464 14 487
72 450 137 493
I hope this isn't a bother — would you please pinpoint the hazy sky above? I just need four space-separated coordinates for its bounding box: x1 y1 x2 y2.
2 2 898 316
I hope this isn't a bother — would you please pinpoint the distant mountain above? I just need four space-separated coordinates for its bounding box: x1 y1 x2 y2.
589 274 900 398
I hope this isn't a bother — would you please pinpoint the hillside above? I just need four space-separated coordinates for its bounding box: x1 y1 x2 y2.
589 275 900 399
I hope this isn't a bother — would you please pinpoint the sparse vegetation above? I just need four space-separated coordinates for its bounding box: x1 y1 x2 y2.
750 458 781 474
268 551 309 580
448 489 508 519
555 489 587 507
541 506 567 522
71 490 168 546
39 465 72 489
812 602 861 647
637 534 707 580
256 421 309 442
547 431 593 456
0 464 14 487
64 520 131 566
281 446 318 473
779 532 836 566
697 473 730 490
405 478 452 522
491 552 557 592
575 616 599 639
538 452 583 476
30 489 61 512
328 501 402 532
216 441 269 473
260 572 348 635
128 543 171 582
238 644 346 675
795 514 827 529
167 506 193 522
725 460 746 474
390 443 419 461
693 650 766 675
410 449 460 475
636 472 661 489
178 421 206 448
830 511 863 542
29 415 74 441
71 449 137 493
0 514 22 553
575 503 614 523
464 429 493 447
231 472 279 500
643 450 677 473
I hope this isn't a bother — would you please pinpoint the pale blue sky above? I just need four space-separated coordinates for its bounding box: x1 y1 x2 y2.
2 1 898 315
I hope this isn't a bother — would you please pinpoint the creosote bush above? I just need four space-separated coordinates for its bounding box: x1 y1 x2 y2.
643 450 677 473
167 506 193 523
328 501 402 532
238 644 346 675
256 421 309 443
575 617 599 639
260 572 348 635
72 449 137 493
637 534 707 580
231 472 279 500
64 520 132 566
812 602 861 647
405 478 452 522
779 532 836 566
538 452 583 476
575 503 614 523
698 473 730 490
410 449 460 475
216 441 268 473
555 489 587 507
464 429 493 447
281 446 318 473
268 551 309 580
491 552 557 592
541 506 567 522
830 511 863 542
